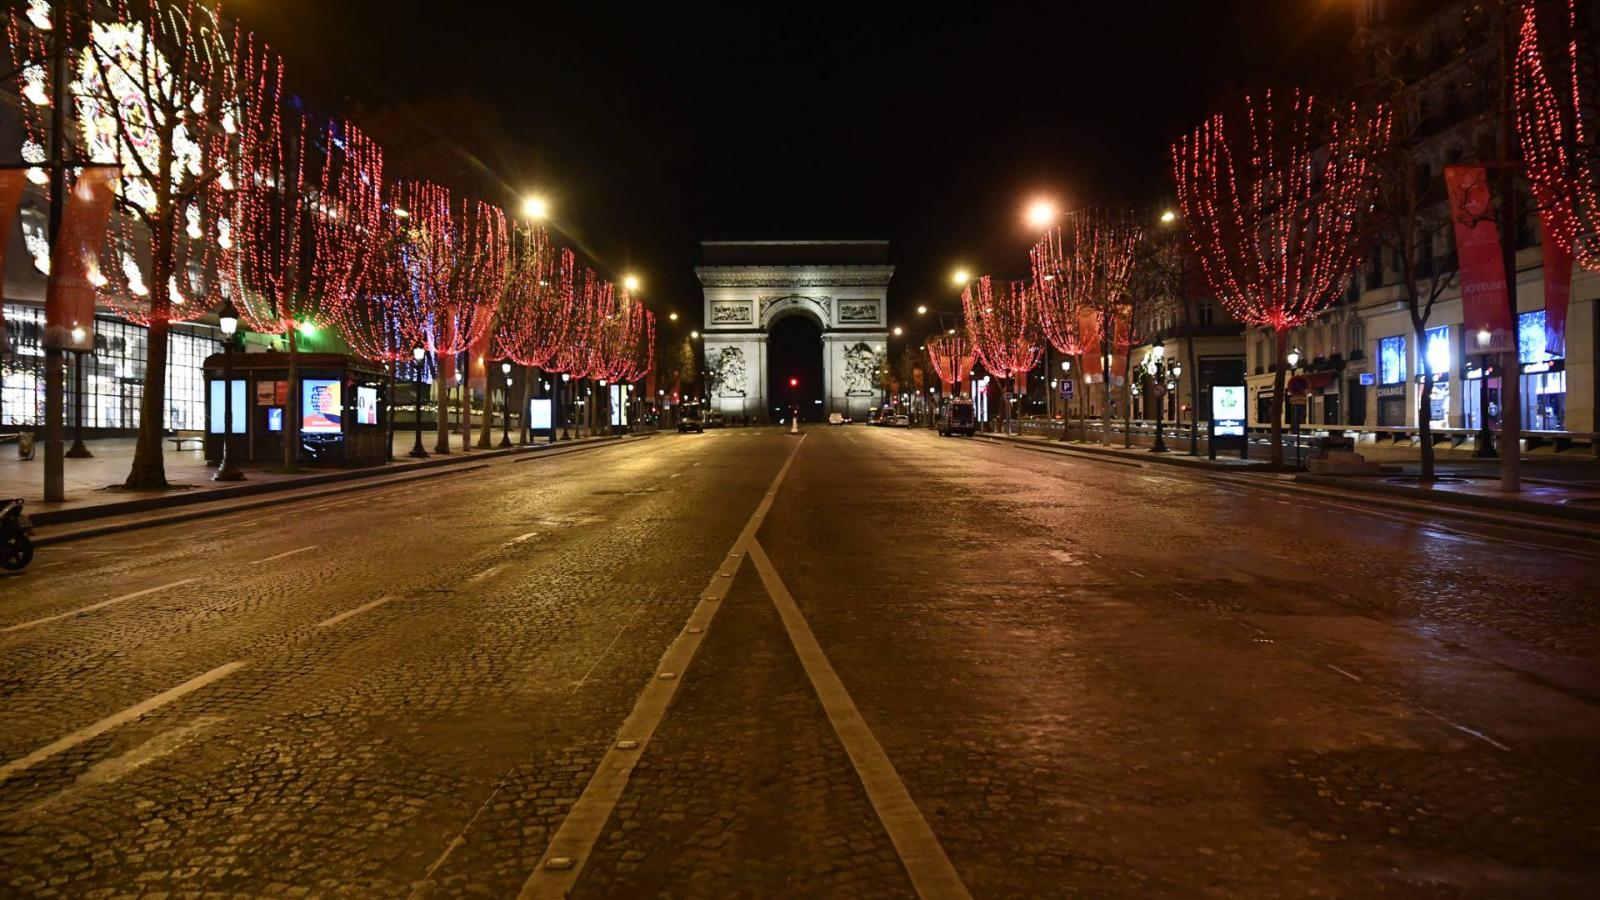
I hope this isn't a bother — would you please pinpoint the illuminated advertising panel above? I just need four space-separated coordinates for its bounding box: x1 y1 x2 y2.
302 379 342 433
1212 385 1246 437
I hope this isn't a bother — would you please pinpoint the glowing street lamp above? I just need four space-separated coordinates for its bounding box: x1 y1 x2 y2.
623 274 641 292
409 346 429 458
213 298 245 482
951 269 971 288
892 326 903 336
499 361 514 448
916 304 928 315
1160 209 1178 225
1026 198 1058 229
521 195 549 221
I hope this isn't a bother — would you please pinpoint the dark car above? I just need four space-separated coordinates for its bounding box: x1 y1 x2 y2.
677 409 704 433
938 398 977 437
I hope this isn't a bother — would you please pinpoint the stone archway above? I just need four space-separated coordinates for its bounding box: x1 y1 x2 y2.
697 241 893 423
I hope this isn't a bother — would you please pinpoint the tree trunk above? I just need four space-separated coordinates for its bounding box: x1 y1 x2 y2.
386 360 397 459
283 326 299 471
518 366 534 444
1121 354 1134 449
462 376 473 452
1269 329 1288 468
1413 318 1436 481
1101 343 1113 446
433 359 451 454
124 316 173 490
476 376 494 448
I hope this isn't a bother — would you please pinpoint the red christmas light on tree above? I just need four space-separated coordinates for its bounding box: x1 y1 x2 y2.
1515 0 1598 270
961 276 1044 388
493 230 576 370
925 331 973 395
549 269 615 379
1173 89 1389 465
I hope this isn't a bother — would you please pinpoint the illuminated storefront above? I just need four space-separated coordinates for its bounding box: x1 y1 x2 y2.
1517 310 1565 432
2 303 222 432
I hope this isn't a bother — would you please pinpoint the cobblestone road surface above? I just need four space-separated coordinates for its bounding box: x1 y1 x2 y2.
1 426 1596 898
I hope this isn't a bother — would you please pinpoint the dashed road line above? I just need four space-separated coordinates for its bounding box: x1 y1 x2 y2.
25 716 226 815
517 437 805 900
315 596 398 629
0 662 245 785
1 579 198 635
748 538 971 900
1327 664 1364 683
467 565 504 582
251 545 318 564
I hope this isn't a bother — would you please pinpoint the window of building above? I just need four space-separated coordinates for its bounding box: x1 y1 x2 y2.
1349 321 1365 356
1 304 220 430
1424 325 1451 377
1379 335 1407 385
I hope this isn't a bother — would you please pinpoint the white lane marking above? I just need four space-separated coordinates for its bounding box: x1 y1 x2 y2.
251 545 318 565
1127 569 1146 579
1454 724 1513 752
26 716 226 814
747 538 971 900
570 591 657 694
519 437 807 900
669 472 681 479
316 596 397 629
1 579 198 635
467 565 504 582
0 661 245 785
506 532 539 546
1327 664 1364 683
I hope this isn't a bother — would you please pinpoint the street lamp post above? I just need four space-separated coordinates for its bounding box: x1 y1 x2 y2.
1286 346 1303 469
1142 343 1182 454
409 346 428 459
560 373 572 440
213 299 245 481
500 362 514 448
1058 359 1073 442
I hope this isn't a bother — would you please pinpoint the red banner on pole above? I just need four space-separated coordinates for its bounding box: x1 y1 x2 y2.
468 325 491 388
45 166 119 352
1540 225 1573 358
0 169 29 345
1444 165 1514 354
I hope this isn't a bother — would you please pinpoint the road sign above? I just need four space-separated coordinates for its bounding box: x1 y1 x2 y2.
1061 380 1075 400
1287 374 1311 397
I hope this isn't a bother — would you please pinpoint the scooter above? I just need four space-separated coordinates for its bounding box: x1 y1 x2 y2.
0 498 35 571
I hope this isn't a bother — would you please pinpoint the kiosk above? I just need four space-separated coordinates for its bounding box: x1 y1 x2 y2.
203 352 391 468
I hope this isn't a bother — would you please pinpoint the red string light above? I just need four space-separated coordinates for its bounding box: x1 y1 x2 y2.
1515 0 1598 270
1172 89 1390 336
924 331 973 392
960 275 1044 384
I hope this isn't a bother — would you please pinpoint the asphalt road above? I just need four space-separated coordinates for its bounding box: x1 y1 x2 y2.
1 426 1596 898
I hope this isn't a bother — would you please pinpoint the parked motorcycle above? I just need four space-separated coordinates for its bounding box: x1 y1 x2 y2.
1 498 35 571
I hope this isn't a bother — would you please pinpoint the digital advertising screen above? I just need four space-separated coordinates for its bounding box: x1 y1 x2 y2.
302 379 343 433
529 398 553 431
267 408 284 433
1212 385 1246 438
208 379 247 434
355 385 379 426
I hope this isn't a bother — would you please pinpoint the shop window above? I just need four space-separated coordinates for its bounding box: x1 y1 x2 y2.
1379 335 1407 385
1424 326 1450 377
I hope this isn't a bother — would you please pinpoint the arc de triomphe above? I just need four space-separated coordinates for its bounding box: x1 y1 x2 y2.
696 241 893 422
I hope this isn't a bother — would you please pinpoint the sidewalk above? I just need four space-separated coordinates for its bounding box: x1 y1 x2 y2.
975 430 1600 527
1293 471 1600 526
1 429 638 527
982 432 1270 472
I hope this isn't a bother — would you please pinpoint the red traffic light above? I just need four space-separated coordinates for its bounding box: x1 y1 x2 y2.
789 377 798 387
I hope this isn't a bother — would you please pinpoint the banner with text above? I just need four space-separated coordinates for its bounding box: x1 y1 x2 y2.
1444 165 1514 354
45 166 120 352
0 169 29 345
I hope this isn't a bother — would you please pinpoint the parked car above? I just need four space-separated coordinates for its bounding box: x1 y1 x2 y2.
828 412 845 426
938 398 977 437
889 414 911 428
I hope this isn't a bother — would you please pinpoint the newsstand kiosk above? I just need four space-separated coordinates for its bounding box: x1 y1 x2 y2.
203 352 390 468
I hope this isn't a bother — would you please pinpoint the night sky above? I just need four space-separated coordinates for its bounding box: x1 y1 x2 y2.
231 0 1364 336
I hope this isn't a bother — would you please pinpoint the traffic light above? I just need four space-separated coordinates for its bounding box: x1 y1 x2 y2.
789 377 798 388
